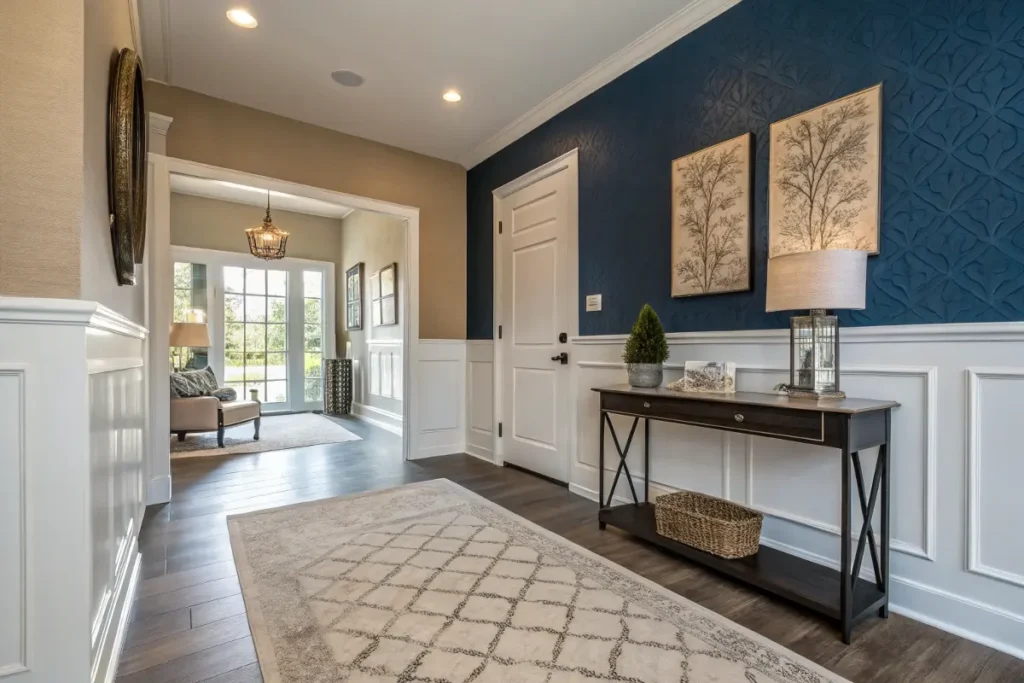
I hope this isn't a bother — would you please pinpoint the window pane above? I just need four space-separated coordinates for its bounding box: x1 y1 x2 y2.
303 271 322 298
225 294 244 323
266 353 287 379
268 297 286 323
244 295 266 322
225 267 244 293
225 323 244 352
304 353 322 378
224 352 245 383
245 268 266 294
245 382 266 403
174 263 191 289
267 324 287 351
267 270 287 296
304 325 322 351
173 289 191 322
267 381 287 404
304 298 321 324
244 355 266 380
226 382 244 396
191 264 208 314
304 378 322 402
244 323 266 351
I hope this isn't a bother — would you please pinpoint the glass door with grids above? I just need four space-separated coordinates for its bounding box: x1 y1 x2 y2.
223 266 290 409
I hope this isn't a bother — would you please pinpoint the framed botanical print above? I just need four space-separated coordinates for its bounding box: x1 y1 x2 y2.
769 83 882 256
671 132 753 297
372 263 398 327
345 263 363 330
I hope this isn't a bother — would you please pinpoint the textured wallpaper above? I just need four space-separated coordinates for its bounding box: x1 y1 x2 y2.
466 0 1024 338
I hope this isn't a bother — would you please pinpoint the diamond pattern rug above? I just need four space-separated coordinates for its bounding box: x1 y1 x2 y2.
227 479 847 682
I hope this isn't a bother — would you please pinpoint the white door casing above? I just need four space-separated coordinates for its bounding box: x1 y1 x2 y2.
495 150 579 482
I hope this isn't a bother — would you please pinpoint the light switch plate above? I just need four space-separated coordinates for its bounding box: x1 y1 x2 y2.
585 294 602 312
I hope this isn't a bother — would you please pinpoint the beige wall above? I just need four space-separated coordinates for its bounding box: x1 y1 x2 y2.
82 0 144 322
170 193 343 263
338 210 405 413
0 0 84 299
145 82 467 339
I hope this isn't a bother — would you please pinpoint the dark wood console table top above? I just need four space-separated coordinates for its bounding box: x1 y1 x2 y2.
592 384 899 643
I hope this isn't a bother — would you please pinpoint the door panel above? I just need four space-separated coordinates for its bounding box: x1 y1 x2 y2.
500 168 571 482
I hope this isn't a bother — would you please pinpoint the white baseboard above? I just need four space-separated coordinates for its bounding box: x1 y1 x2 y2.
352 402 403 436
464 443 495 464
91 546 141 683
147 474 171 505
567 482 1024 661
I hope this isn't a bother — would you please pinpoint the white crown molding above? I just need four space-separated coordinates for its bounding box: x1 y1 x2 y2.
0 297 99 326
460 0 742 168
571 320 1024 346
89 304 149 339
149 112 173 136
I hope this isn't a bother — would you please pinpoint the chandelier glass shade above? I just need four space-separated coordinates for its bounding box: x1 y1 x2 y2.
246 192 289 260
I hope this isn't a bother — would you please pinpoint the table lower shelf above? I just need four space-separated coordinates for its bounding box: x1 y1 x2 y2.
600 503 886 626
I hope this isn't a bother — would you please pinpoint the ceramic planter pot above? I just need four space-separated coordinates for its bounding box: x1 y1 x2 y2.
626 363 663 388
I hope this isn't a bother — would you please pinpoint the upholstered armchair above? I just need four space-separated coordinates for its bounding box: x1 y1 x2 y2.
170 395 261 448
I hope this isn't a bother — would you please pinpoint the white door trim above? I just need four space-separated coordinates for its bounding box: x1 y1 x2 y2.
491 149 579 470
148 154 419 503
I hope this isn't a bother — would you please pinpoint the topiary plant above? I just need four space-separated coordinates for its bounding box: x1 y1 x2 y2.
622 304 669 365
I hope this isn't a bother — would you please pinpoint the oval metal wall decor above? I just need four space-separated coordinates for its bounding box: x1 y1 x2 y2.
107 47 149 286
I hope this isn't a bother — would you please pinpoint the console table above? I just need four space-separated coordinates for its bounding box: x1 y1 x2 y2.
593 384 898 643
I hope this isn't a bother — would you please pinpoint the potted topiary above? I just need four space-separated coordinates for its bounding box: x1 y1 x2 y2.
623 304 669 388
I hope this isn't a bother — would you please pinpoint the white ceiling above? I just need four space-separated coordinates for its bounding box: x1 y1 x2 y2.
138 0 734 167
170 173 355 219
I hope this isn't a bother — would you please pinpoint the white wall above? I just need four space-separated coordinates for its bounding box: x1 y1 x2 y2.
469 321 1024 659
413 340 466 459
0 299 146 683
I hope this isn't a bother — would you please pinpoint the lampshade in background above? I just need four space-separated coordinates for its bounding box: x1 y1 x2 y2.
169 322 210 348
766 249 867 313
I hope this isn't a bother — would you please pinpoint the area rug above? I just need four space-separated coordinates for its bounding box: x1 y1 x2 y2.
171 412 360 459
227 479 847 683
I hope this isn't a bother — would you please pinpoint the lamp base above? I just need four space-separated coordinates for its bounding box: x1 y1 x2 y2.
786 387 846 401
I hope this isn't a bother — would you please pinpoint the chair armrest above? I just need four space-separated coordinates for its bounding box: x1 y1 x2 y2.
170 396 221 431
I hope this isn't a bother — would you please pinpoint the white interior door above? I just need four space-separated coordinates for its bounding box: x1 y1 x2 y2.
499 168 571 482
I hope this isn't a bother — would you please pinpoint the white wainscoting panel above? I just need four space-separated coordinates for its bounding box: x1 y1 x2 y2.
563 323 1024 659
0 367 26 678
967 368 1024 589
465 341 495 462
414 341 466 459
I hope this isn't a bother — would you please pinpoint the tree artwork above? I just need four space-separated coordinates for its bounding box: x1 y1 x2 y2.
769 84 882 256
671 133 752 297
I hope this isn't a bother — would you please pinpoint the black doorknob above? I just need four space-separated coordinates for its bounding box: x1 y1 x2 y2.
551 352 568 364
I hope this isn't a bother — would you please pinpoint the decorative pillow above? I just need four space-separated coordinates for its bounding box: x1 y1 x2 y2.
211 387 237 402
170 366 219 398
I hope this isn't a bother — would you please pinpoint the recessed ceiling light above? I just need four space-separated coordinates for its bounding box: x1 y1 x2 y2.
226 8 258 28
331 70 365 87
443 90 462 103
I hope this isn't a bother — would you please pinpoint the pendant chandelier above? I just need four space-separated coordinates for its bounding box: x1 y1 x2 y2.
246 191 289 260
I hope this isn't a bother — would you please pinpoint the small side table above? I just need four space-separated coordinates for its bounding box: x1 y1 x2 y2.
324 359 353 415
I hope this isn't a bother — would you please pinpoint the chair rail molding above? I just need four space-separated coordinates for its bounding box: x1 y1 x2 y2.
966 367 1024 589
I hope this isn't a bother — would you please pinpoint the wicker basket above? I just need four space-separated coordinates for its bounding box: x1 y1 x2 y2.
654 491 763 559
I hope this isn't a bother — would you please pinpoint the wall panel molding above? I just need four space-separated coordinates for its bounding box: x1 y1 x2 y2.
966 367 1024 589
414 341 465 459
0 365 28 678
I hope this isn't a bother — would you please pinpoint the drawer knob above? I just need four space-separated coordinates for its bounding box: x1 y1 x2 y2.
643 401 651 409
734 413 745 423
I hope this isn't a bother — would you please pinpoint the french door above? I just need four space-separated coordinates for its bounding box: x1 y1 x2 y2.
171 247 335 413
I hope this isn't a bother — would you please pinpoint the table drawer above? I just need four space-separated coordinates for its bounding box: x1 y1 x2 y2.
601 392 824 442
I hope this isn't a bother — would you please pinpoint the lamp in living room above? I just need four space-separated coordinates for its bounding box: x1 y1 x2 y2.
765 249 867 399
169 311 211 372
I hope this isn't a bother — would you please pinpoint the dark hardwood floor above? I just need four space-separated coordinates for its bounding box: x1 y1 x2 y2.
120 417 1023 682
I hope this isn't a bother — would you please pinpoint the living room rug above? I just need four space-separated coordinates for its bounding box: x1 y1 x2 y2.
227 479 847 682
171 412 360 459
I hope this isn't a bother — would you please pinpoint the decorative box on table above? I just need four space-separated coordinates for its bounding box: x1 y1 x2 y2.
324 359 353 415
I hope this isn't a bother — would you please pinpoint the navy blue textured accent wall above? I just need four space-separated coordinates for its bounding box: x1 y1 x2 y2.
466 0 1024 339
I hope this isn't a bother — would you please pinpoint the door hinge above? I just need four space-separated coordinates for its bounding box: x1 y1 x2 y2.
498 422 502 438
498 221 503 235
498 325 502 339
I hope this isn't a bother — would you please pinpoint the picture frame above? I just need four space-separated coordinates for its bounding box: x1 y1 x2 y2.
372 263 398 327
769 83 882 256
345 263 363 331
671 132 753 297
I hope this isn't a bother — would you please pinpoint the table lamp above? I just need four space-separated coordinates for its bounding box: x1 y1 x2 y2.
169 321 211 371
765 249 867 399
